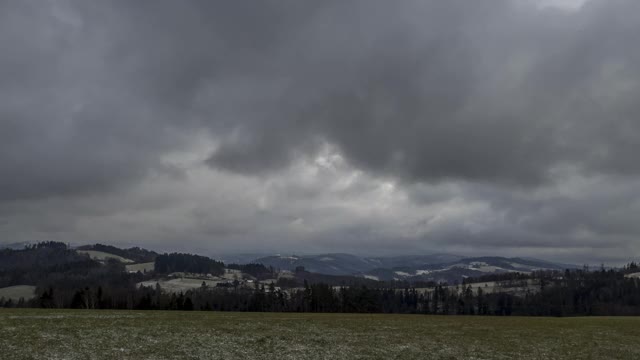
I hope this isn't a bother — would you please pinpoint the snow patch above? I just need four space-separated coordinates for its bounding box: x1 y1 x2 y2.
77 250 134 263
278 256 299 260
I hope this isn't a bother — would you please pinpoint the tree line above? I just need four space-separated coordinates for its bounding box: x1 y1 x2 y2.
154 253 225 276
3 266 640 316
76 243 157 263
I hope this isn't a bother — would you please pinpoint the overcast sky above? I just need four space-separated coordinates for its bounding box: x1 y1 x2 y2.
2 0 640 264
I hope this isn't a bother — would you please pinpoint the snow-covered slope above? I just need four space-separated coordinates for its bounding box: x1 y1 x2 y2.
251 253 380 276
363 256 573 283
250 253 572 281
77 250 134 263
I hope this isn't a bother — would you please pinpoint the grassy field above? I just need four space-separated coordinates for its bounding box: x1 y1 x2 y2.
125 262 155 273
1 309 639 359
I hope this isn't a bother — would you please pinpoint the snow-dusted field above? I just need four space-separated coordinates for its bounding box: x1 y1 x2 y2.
125 262 155 273
0 285 36 301
77 250 134 263
1 309 639 360
137 277 222 292
413 279 541 297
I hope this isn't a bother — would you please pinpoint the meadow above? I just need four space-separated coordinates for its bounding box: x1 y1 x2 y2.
1 309 639 360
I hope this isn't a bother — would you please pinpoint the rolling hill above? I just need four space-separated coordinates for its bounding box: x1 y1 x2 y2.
362 256 574 283
250 253 381 276
250 253 574 283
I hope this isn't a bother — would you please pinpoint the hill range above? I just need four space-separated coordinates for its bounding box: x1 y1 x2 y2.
246 253 575 283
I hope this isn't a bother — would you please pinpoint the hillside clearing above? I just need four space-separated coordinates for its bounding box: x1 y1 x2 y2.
77 250 134 263
125 262 155 273
137 277 221 292
0 286 36 301
1 309 639 359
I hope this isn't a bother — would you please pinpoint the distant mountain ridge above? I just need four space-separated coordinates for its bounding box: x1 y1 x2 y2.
248 253 381 276
1 240 577 284
0 242 32 250
249 253 576 282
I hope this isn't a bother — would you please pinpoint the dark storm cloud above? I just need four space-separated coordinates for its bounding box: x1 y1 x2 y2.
3 0 640 198
0 0 191 201
0 0 332 200
190 0 640 186
2 0 640 263
186 0 637 187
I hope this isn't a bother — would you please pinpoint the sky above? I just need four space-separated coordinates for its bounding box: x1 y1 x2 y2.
1 0 639 265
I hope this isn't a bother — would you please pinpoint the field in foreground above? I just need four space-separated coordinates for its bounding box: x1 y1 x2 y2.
1 310 639 360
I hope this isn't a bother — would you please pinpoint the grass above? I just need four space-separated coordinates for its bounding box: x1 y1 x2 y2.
1 309 639 359
125 262 155 273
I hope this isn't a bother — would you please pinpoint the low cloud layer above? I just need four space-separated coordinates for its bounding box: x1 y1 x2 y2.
1 0 639 264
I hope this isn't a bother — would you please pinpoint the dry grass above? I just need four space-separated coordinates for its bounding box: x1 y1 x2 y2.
125 262 155 273
1 309 639 359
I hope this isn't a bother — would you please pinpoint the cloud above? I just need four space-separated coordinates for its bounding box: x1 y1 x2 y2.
1 0 640 264
193 0 640 187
